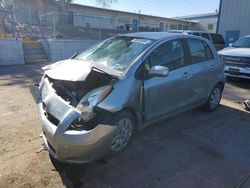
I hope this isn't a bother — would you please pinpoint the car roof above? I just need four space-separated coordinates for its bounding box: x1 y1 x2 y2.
120 32 187 40
169 30 223 35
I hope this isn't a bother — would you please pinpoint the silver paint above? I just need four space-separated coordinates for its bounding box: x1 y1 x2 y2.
38 32 225 163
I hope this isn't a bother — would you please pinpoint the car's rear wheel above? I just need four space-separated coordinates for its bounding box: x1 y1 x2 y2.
203 84 223 112
109 111 135 155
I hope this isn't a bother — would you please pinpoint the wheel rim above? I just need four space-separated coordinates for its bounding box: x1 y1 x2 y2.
110 118 133 152
210 88 221 109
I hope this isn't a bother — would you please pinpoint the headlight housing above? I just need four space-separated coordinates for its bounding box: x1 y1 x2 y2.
73 85 112 128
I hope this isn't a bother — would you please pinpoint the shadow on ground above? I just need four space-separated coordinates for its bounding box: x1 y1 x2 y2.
226 77 250 90
0 63 48 88
223 78 250 103
50 103 250 188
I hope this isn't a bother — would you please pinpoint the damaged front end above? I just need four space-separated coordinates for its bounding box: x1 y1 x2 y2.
37 62 118 163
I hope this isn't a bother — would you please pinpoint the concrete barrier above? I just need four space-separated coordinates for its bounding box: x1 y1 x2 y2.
0 38 25 65
41 39 99 62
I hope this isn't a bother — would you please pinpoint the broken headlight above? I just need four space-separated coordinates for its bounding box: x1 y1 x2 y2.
73 85 112 127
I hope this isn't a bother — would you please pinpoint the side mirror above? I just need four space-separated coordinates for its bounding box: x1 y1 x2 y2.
148 65 169 77
229 43 233 47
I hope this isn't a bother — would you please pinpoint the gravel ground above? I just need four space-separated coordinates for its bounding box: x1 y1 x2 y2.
0 64 249 188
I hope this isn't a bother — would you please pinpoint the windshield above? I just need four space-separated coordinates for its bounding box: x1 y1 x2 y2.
75 36 153 71
233 37 250 48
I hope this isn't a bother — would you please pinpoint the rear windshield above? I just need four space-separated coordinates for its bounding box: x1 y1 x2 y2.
201 33 210 40
189 32 201 36
210 34 225 44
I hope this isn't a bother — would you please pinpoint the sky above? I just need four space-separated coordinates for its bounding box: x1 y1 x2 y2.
73 0 221 18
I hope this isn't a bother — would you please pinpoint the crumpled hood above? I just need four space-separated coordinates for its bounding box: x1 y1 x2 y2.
219 47 250 57
44 59 92 81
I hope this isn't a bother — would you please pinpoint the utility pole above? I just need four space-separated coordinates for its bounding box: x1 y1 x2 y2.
53 11 56 39
28 6 31 25
138 10 141 32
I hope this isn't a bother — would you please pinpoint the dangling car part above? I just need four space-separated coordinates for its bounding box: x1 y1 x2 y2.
244 100 250 111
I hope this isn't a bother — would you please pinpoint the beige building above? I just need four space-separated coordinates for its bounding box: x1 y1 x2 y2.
6 0 196 32
70 4 196 31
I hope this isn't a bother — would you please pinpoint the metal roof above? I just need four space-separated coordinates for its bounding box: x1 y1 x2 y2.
176 12 218 19
120 32 187 40
71 3 197 24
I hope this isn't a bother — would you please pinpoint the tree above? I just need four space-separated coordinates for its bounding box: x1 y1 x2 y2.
95 0 117 8
57 0 72 12
51 0 72 23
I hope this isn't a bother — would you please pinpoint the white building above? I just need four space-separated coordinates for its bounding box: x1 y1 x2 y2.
217 0 250 46
176 12 218 33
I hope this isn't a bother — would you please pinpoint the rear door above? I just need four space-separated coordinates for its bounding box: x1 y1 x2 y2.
143 39 193 122
184 38 217 105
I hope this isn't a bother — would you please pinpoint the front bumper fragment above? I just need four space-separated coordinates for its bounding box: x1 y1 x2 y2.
225 66 250 79
37 78 116 163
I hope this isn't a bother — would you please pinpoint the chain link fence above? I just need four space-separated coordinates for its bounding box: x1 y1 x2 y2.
39 12 174 40
39 12 132 40
2 6 193 40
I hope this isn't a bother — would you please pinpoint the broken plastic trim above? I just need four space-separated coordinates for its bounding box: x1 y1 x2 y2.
244 99 250 111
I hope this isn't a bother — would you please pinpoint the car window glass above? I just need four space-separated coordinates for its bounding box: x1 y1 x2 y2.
203 41 213 60
210 34 225 44
233 37 250 48
187 39 208 63
201 33 210 40
190 32 200 36
146 40 185 71
76 36 153 72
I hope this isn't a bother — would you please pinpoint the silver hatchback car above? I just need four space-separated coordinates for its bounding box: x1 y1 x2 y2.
38 32 225 163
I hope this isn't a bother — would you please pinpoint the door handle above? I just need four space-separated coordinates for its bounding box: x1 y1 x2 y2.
183 72 192 79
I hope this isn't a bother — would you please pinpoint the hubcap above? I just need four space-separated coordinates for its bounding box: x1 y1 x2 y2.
210 88 221 109
110 118 133 152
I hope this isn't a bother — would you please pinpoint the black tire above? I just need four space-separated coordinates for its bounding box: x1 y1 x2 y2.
203 84 223 112
108 111 135 156
49 154 68 169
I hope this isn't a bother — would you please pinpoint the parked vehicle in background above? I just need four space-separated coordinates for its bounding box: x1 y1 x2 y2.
219 35 250 80
37 32 225 163
170 30 225 51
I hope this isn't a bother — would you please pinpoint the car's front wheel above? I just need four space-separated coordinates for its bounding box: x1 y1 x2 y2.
203 84 223 112
109 111 135 155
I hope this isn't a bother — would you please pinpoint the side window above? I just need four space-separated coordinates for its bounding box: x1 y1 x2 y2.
187 39 210 64
190 32 201 36
146 40 185 71
210 34 225 45
203 41 213 60
201 33 210 40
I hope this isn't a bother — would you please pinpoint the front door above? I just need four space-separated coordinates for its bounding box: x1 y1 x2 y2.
143 39 192 122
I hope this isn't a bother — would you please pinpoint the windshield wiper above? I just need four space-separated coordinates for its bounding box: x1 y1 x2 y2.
71 52 79 59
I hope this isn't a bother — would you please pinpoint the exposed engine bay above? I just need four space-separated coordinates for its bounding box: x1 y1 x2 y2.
46 69 114 107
